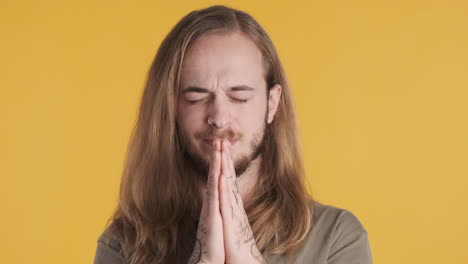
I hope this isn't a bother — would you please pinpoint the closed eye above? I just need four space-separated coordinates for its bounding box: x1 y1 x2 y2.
231 98 248 104
187 98 207 104
187 98 248 104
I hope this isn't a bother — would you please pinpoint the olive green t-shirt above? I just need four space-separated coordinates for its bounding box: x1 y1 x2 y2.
93 201 372 263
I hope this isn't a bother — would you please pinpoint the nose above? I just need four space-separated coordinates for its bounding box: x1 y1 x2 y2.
207 96 231 129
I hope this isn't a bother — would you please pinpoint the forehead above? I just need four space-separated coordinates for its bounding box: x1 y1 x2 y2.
179 31 266 90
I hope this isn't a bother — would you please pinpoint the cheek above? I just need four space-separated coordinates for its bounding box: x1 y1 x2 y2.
177 105 203 136
236 105 267 135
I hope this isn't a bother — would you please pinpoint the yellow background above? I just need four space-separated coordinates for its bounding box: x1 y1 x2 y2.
2 0 467 263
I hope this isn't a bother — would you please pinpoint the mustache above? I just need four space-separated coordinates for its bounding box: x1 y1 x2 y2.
195 128 241 141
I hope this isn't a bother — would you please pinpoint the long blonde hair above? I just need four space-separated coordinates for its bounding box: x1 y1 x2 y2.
108 5 314 263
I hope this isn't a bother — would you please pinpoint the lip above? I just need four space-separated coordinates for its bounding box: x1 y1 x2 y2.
203 139 237 145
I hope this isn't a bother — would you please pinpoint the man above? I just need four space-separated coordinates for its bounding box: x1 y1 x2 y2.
94 5 372 264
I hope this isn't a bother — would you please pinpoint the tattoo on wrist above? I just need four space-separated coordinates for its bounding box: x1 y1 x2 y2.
250 243 266 263
232 189 239 204
188 239 202 264
189 222 209 264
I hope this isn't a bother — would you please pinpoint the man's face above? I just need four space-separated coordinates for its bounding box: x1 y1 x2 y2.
176 31 280 177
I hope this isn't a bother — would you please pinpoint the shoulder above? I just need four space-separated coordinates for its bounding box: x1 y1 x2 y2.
312 200 368 236
292 200 373 263
94 222 127 264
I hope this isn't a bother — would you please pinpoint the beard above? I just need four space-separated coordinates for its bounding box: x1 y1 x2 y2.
178 123 267 181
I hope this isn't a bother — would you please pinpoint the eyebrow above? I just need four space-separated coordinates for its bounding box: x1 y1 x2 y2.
181 85 255 94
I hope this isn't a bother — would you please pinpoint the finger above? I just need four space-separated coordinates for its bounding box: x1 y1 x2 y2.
221 139 232 179
219 140 240 252
206 139 221 217
219 140 234 221
209 139 221 197
224 143 241 208
225 142 237 185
